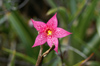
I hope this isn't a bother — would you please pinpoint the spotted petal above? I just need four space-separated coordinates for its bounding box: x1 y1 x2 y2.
32 33 47 47
31 19 46 32
47 36 58 53
47 13 58 29
54 27 72 38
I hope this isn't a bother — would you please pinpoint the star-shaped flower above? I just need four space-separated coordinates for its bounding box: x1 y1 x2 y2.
31 13 71 53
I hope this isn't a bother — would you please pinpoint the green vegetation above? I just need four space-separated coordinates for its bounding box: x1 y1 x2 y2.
0 0 100 66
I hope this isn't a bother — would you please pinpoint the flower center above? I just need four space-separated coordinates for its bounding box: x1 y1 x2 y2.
46 29 52 35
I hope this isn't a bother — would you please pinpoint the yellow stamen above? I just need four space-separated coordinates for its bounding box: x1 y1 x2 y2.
47 30 52 35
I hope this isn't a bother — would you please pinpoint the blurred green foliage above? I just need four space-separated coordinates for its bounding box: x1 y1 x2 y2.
0 0 100 66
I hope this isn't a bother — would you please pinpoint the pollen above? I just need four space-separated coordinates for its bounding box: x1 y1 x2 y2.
47 30 52 35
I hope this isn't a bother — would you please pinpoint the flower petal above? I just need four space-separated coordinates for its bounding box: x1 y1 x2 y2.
47 13 58 29
47 36 58 53
32 33 47 47
54 28 72 38
31 19 46 32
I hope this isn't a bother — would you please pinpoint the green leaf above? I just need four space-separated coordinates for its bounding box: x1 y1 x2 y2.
0 16 7 25
76 0 98 39
83 34 100 55
73 61 83 66
2 47 36 64
68 0 99 65
97 15 100 37
70 0 77 14
6 11 39 59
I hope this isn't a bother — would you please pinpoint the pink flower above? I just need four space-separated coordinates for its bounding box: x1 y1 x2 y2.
31 13 72 53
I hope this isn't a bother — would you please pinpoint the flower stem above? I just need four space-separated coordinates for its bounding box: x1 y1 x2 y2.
36 44 55 66
36 45 43 66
